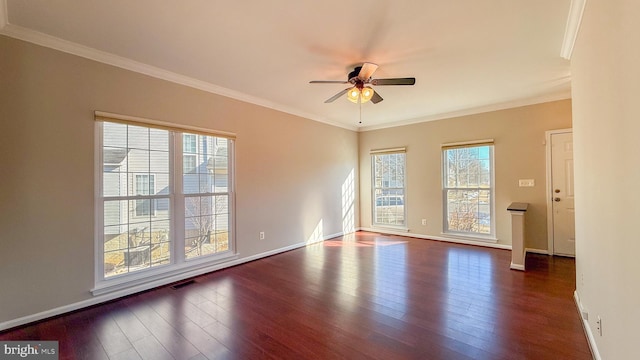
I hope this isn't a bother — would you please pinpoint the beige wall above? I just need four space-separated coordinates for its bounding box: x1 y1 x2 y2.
0 35 358 325
358 100 572 248
571 0 640 358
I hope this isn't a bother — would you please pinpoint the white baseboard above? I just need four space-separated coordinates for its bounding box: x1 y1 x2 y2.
0 231 345 332
510 263 525 271
525 248 549 255
357 227 512 250
310 231 344 243
574 290 601 360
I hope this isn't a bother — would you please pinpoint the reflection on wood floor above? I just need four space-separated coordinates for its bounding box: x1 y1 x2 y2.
0 231 591 359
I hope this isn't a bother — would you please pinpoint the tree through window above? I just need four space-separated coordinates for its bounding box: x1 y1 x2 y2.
183 135 230 259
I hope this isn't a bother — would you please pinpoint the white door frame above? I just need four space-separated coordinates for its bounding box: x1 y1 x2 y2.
545 128 573 255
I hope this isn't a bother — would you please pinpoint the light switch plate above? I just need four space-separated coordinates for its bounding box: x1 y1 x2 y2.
519 179 535 187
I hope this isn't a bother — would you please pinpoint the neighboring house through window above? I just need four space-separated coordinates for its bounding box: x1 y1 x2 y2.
135 174 155 216
183 133 198 173
371 148 406 227
442 140 495 238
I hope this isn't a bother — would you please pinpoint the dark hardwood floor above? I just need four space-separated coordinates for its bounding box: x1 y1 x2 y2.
1 231 591 359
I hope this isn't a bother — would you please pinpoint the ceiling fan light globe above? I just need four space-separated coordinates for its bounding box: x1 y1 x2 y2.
347 87 360 103
361 87 374 103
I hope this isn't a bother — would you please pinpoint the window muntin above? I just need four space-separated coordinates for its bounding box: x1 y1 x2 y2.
443 145 494 236
372 152 406 226
99 121 233 281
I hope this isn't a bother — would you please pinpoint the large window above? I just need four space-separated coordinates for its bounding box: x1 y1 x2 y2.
372 149 406 227
97 116 235 289
442 142 494 237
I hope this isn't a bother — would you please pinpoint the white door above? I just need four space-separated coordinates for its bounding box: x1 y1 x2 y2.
550 132 575 256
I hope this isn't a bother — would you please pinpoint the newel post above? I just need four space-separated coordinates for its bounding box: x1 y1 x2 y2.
507 202 528 271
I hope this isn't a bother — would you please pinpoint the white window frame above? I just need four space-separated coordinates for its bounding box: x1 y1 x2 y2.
441 140 496 241
94 112 237 296
371 148 408 230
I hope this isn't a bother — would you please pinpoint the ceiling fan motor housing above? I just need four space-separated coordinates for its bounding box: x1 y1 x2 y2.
348 66 363 82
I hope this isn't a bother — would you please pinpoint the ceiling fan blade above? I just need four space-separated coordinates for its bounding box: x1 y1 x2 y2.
358 62 379 81
324 88 351 103
371 77 416 86
310 80 349 84
371 90 383 104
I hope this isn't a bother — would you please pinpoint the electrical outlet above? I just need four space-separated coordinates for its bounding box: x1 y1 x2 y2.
581 310 589 321
259 232 265 240
596 316 602 336
421 219 427 226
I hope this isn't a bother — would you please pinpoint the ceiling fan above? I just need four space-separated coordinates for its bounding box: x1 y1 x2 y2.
310 62 416 104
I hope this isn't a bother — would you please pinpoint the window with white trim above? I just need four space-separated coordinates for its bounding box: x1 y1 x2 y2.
372 149 406 227
97 116 235 287
442 142 494 236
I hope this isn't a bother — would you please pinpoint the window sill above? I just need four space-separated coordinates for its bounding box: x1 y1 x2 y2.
92 252 238 296
372 224 410 232
439 232 498 243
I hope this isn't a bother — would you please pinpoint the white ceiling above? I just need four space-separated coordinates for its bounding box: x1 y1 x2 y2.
1 0 573 131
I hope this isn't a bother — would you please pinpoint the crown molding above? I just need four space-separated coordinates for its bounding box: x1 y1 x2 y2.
358 90 572 132
0 0 8 30
0 22 358 132
560 0 587 60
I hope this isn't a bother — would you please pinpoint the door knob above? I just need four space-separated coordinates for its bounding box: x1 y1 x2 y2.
554 189 561 193
554 197 561 202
